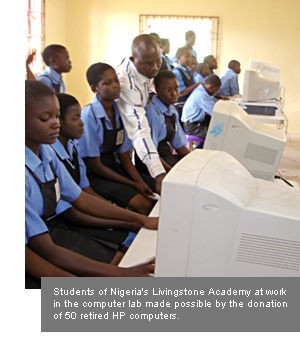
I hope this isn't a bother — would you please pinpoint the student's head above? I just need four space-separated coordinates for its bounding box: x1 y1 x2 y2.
189 56 198 73
185 30 196 47
42 44 72 74
86 62 120 101
25 80 60 146
176 47 193 67
196 63 210 77
204 74 222 95
56 93 83 141
228 60 241 74
160 38 170 55
203 55 218 71
154 70 179 107
131 34 162 79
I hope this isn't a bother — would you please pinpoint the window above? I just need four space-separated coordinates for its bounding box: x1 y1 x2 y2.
139 15 219 64
26 0 45 75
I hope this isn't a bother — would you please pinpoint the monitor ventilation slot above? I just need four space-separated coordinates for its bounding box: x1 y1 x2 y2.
244 143 278 165
237 232 300 271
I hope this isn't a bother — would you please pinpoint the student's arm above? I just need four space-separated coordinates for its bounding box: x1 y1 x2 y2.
117 151 153 198
175 145 190 158
159 157 172 173
72 190 158 230
28 233 155 277
179 82 202 97
25 245 75 278
26 51 36 81
62 206 142 233
82 185 107 201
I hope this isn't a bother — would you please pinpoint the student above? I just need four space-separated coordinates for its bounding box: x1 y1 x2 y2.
203 55 218 75
172 47 202 119
194 63 210 83
160 38 174 71
116 34 166 194
26 50 36 80
25 80 157 286
219 60 241 96
181 74 222 139
171 30 198 63
51 92 142 249
79 63 156 216
136 70 190 174
36 44 72 93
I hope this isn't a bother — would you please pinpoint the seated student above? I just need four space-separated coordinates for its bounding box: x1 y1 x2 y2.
181 74 222 139
25 80 156 286
79 63 156 216
36 44 72 93
219 60 241 97
194 63 210 83
160 38 174 71
51 92 142 251
172 47 202 119
203 55 218 75
136 70 190 173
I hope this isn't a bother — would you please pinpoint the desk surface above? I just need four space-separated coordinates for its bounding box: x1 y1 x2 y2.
119 201 159 268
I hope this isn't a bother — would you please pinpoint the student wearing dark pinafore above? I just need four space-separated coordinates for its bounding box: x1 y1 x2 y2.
135 70 190 174
25 80 157 287
50 93 142 249
79 63 156 216
172 47 202 121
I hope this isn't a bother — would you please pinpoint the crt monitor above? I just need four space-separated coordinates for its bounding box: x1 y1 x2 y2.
203 100 286 181
155 149 300 277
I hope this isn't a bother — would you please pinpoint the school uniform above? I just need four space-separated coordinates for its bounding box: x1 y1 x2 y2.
79 96 156 208
136 96 186 171
36 66 66 93
193 72 207 83
25 144 116 268
181 85 218 138
219 68 240 96
50 138 129 246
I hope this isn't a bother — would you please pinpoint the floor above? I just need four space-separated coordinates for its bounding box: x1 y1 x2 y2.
277 134 300 188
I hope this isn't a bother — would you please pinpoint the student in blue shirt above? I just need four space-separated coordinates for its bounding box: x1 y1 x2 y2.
203 55 218 75
181 74 222 139
172 47 202 119
219 60 241 96
79 63 156 216
194 63 210 83
36 44 72 93
25 80 157 286
51 92 142 251
136 70 190 173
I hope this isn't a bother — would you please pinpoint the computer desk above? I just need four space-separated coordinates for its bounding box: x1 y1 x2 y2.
119 201 160 268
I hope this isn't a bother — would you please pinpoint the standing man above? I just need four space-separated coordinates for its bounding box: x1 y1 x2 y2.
116 34 166 194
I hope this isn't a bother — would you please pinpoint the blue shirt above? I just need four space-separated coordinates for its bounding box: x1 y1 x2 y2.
219 69 239 96
181 85 218 123
145 96 187 149
79 96 133 158
50 139 90 189
36 66 66 93
193 72 207 83
172 65 194 93
25 145 82 243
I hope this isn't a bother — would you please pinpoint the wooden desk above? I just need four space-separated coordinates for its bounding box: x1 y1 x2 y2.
119 201 159 268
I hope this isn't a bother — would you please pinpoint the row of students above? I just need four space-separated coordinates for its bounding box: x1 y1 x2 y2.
25 80 157 288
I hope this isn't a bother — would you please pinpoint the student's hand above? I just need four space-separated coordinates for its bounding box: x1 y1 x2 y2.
26 49 36 66
141 216 159 230
120 258 155 277
134 181 153 198
155 173 166 195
